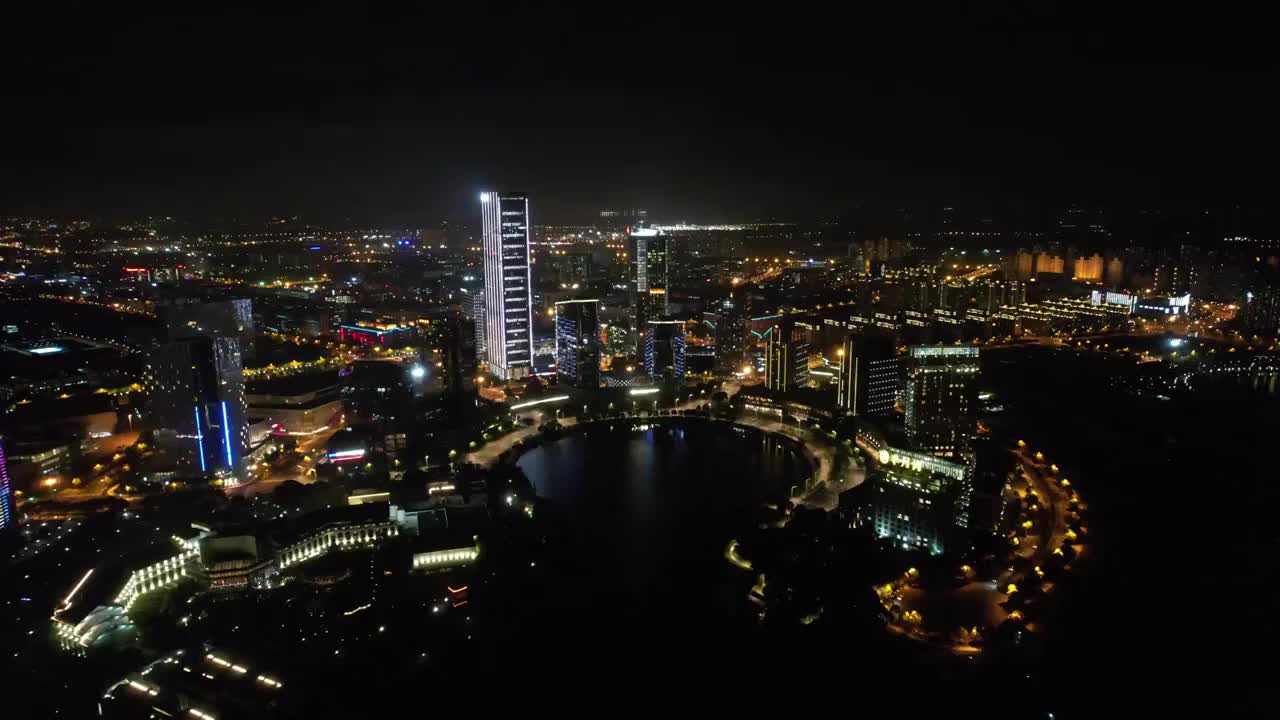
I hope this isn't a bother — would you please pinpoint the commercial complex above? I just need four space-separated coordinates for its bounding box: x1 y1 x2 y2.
244 374 343 438
480 191 535 380
847 446 973 554
903 345 980 461
554 299 601 389
145 336 248 485
628 227 669 359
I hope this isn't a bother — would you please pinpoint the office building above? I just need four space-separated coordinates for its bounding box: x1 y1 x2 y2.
848 446 972 554
460 286 486 363
146 337 247 485
555 299 601 389
628 227 669 358
157 298 254 359
1155 244 1199 295
837 332 899 416
764 320 809 391
0 435 13 530
480 191 534 380
442 310 479 398
904 345 980 462
644 319 685 381
1243 283 1280 335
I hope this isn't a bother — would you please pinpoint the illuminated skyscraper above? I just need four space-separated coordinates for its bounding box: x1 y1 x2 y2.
460 286 486 363
644 319 685 381
837 332 899 416
0 435 14 530
145 337 247 485
904 345 980 461
555 299 601 389
481 191 534 380
764 319 809 392
628 227 669 359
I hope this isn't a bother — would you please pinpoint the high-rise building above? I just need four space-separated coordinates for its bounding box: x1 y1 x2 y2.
1104 256 1125 288
904 345 980 462
701 296 748 374
1155 244 1200 295
480 191 535 380
1073 254 1104 282
644 319 685 382
555 299 601 390
837 332 899 416
460 286 486 363
847 447 972 554
0 435 14 530
1009 250 1035 281
628 227 669 358
1035 253 1065 275
1242 283 1280 335
158 299 254 359
442 310 478 399
765 319 809 391
145 337 247 485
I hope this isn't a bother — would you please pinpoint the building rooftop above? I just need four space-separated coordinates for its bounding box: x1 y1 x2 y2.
244 370 340 397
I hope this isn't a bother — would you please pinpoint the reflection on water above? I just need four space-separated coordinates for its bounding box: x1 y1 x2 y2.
516 422 808 626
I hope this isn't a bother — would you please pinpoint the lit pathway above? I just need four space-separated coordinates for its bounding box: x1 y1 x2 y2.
465 389 863 512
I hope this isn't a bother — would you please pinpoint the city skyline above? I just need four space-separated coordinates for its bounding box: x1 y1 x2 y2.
1 9 1276 717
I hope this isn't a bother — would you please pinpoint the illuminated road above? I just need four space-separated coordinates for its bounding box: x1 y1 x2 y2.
1008 448 1070 582
227 426 342 497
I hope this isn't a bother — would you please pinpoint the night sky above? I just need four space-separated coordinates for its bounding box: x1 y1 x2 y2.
2 8 1275 224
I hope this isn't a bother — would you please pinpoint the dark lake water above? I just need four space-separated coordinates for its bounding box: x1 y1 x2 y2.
510 421 809 671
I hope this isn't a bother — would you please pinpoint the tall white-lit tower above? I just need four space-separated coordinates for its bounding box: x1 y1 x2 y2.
481 192 535 380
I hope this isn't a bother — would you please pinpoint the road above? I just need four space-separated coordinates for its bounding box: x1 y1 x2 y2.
226 426 342 497
1006 448 1070 584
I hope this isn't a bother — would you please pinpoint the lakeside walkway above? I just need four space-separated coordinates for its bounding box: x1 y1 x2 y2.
464 404 863 512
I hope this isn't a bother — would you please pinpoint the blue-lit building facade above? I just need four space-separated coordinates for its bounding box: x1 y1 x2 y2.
480 191 535 380
628 227 669 359
145 337 248 485
554 299 601 389
644 319 685 382
0 435 13 529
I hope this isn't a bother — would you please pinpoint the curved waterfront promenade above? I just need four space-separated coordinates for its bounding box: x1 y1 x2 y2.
466 411 864 511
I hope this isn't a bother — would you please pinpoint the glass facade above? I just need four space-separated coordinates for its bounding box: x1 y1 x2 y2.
554 299 601 389
481 192 534 379
628 228 669 359
145 337 247 484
